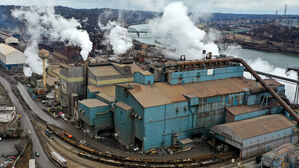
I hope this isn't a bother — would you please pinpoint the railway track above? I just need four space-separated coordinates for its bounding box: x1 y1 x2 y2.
47 124 237 168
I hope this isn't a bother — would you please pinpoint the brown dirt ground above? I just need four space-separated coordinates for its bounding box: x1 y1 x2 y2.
15 142 32 168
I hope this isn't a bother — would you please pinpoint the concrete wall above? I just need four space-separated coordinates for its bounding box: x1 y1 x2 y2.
60 66 83 114
60 66 83 98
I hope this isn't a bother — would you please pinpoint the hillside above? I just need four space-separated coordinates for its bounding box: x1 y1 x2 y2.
0 5 158 33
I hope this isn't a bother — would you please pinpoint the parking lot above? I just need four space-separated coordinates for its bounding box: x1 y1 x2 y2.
0 139 19 162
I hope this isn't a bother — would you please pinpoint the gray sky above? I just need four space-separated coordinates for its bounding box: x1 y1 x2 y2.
1 0 299 14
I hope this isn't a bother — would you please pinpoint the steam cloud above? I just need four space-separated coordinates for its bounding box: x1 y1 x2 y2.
119 0 167 11
12 5 92 76
99 21 133 55
224 45 298 103
147 2 219 60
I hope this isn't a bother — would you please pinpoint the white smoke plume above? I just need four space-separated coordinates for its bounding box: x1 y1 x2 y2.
118 0 167 12
224 45 298 103
12 5 92 77
147 2 219 60
99 21 133 55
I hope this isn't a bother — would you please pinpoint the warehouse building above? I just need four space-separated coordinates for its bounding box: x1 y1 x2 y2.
0 43 25 69
0 29 19 45
114 62 287 151
210 114 297 159
0 107 16 123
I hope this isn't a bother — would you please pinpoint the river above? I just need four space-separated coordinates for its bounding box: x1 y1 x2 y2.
128 24 299 102
129 24 299 69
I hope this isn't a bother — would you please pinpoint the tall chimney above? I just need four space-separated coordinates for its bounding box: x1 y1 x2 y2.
208 52 212 59
202 50 206 59
83 61 87 99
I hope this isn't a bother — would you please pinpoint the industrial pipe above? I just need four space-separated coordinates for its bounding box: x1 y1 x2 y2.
244 69 299 84
164 57 299 123
234 58 299 123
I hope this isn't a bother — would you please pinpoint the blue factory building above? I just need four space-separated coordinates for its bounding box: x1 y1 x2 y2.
113 62 289 152
78 99 113 136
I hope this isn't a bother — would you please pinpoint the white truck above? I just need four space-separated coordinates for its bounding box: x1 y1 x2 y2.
51 151 67 167
29 159 35 168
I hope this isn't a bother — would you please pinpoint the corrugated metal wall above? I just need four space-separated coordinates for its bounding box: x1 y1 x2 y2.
168 66 244 85
241 127 297 159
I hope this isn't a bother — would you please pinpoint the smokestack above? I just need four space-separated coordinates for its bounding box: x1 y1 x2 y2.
284 4 287 16
38 49 49 90
202 50 206 59
83 61 87 99
208 52 212 59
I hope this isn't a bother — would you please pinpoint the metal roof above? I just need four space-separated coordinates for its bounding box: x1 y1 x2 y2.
129 63 143 73
212 114 295 140
79 99 108 108
225 102 280 116
138 71 152 75
46 76 59 86
121 77 282 108
0 43 22 56
88 65 120 77
87 85 115 98
96 93 115 103
112 62 143 73
115 101 133 111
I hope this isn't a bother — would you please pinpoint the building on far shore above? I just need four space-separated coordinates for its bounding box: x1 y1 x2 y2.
0 43 25 69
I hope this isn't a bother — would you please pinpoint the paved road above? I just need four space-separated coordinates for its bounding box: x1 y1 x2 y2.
0 76 56 168
16 82 117 151
17 83 61 127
